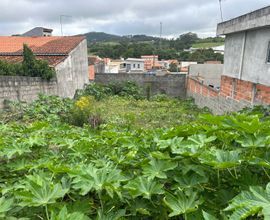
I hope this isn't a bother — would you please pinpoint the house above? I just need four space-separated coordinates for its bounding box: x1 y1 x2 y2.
211 45 224 54
22 27 53 37
187 6 270 114
141 55 159 70
120 58 144 73
189 64 224 89
217 5 270 104
0 36 89 98
158 60 170 69
179 61 197 72
104 59 123 74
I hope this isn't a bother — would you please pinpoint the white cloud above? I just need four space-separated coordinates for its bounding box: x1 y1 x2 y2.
0 0 269 37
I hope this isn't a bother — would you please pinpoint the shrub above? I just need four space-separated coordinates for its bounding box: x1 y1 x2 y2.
2 94 73 122
76 81 143 100
66 96 104 128
108 81 143 100
75 83 112 100
0 45 56 80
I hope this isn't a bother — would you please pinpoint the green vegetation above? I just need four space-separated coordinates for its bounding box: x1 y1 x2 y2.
88 32 224 63
85 32 158 43
0 83 269 219
0 44 56 80
192 42 224 49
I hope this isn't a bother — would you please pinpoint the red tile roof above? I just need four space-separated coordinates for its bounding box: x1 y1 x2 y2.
0 55 67 66
0 36 85 66
0 36 85 55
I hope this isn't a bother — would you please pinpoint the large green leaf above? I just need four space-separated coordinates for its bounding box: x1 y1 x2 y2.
51 206 89 220
124 177 164 199
96 209 125 220
0 141 31 159
15 173 68 207
171 134 216 156
225 183 270 220
156 137 184 150
71 164 126 197
236 133 269 148
0 197 13 218
202 210 218 220
142 158 177 179
163 190 203 217
199 149 241 169
174 173 208 189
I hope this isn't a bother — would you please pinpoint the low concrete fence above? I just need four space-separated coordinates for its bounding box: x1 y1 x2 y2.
0 76 58 109
94 73 187 98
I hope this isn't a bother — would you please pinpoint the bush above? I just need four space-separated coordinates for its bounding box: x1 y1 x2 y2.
1 94 73 122
75 83 112 100
65 96 104 128
108 81 143 100
76 81 143 100
0 44 56 80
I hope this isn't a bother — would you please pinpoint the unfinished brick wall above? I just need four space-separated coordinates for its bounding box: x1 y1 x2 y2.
188 75 270 114
187 77 219 98
220 75 270 105
256 84 270 104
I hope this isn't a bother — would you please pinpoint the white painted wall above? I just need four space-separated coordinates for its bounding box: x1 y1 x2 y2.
55 39 89 98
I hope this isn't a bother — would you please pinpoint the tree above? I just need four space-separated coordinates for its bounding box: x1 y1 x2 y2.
22 44 55 80
169 63 178 72
22 44 36 76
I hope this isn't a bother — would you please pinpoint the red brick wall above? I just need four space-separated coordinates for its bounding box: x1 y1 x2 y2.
189 75 270 105
187 77 219 97
255 84 270 104
220 76 270 104
88 65 95 80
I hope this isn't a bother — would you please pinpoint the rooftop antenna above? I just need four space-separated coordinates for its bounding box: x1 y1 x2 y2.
60 15 72 36
219 0 224 22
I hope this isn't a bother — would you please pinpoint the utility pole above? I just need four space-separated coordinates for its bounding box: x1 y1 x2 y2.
219 0 224 22
60 15 72 36
159 22 163 49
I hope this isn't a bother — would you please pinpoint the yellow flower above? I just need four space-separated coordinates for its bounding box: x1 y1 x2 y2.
75 96 91 110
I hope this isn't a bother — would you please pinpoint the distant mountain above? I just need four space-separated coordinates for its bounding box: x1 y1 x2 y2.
84 32 122 43
84 32 159 43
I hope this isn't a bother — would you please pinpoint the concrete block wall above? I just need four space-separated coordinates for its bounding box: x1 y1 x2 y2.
95 73 187 98
0 76 58 109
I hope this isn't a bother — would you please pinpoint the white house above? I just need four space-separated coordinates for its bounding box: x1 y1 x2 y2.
120 58 145 73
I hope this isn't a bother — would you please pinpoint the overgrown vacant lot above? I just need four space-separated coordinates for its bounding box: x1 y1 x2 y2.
1 83 270 219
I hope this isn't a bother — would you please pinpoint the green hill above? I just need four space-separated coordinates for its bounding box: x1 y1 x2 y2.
84 32 159 43
84 32 123 43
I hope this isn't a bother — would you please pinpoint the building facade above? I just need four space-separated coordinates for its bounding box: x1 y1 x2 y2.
22 27 53 37
0 36 89 98
217 5 270 104
120 58 144 73
187 6 270 114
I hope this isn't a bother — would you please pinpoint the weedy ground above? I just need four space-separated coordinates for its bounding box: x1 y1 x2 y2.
0 83 270 220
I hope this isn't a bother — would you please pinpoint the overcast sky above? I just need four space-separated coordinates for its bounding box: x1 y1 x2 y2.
0 0 269 38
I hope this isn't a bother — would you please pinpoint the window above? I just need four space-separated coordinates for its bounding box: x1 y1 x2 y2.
133 64 136 68
267 42 270 63
138 64 140 69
